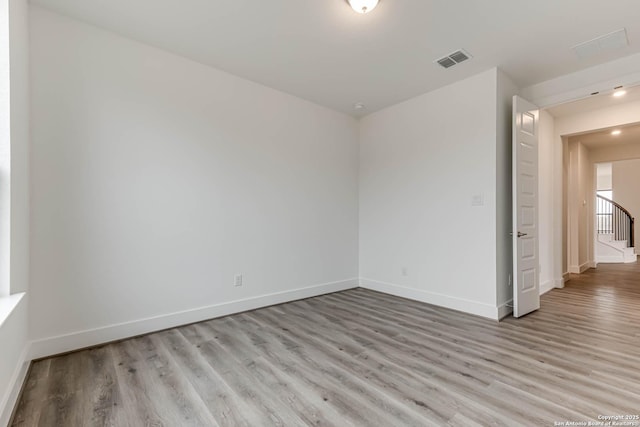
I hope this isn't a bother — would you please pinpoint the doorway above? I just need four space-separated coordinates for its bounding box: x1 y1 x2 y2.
538 86 640 289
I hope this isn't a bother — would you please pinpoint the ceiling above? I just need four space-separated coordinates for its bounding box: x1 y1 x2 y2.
569 122 640 150
31 0 640 116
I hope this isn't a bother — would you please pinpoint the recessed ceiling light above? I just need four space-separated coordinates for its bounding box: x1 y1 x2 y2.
346 0 379 14
354 102 366 111
613 90 627 98
611 130 622 136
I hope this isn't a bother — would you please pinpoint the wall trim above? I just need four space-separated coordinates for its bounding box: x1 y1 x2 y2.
581 261 594 272
29 278 359 360
597 256 627 264
540 280 555 295
554 277 565 288
0 343 31 427
497 300 513 320
359 278 499 320
568 262 593 274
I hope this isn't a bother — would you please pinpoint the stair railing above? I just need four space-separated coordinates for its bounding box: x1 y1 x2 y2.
596 195 635 248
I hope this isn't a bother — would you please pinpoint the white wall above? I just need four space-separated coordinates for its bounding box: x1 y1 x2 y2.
538 110 556 293
359 68 501 319
0 0 31 424
496 70 518 314
566 140 594 273
9 0 29 296
29 7 359 357
612 159 640 252
591 143 640 163
556 99 640 137
0 0 9 298
578 142 593 268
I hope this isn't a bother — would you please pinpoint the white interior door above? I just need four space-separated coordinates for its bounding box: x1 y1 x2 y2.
513 95 540 318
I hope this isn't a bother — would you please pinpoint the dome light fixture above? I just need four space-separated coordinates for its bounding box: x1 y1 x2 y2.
347 0 380 14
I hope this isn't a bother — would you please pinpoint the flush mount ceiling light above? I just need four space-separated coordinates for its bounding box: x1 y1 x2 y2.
611 130 622 136
347 0 379 14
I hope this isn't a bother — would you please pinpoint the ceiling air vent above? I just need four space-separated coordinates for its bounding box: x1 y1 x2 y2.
437 57 457 69
436 49 472 69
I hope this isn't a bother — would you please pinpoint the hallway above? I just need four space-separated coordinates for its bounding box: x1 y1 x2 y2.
505 260 640 401
559 260 640 307
515 260 640 341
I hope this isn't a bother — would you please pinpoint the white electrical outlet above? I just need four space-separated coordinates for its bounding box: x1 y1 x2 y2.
508 273 512 287
234 274 243 287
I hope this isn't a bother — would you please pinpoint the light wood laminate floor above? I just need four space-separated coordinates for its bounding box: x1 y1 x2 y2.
12 262 640 426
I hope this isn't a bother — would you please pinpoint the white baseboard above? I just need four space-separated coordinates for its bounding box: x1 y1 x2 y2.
554 277 565 288
568 262 593 274
29 278 359 360
360 278 500 320
0 343 31 427
540 280 555 295
597 256 626 263
497 300 513 320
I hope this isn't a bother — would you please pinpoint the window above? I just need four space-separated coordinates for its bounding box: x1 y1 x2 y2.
597 190 612 200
